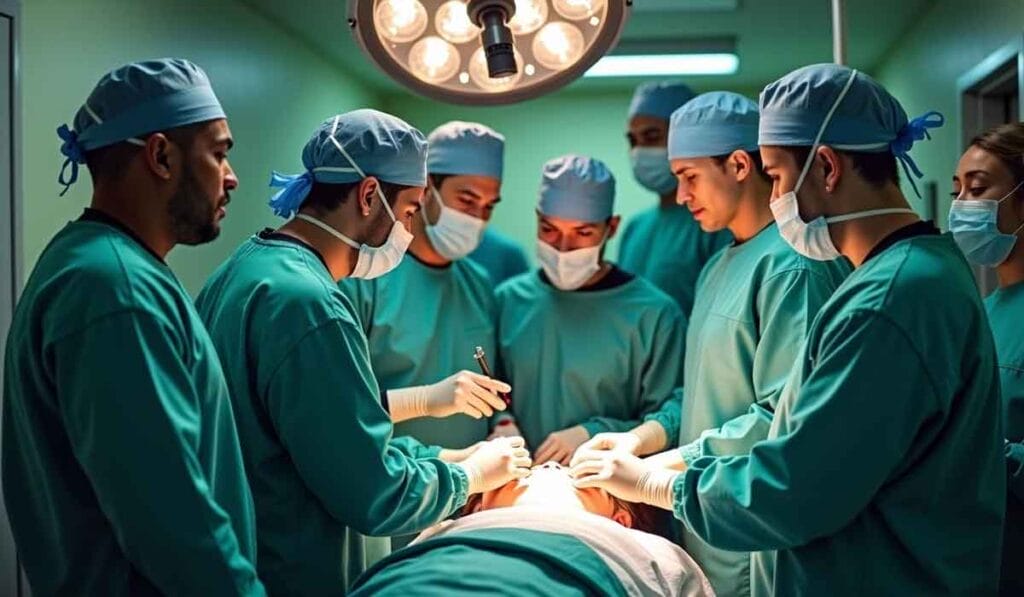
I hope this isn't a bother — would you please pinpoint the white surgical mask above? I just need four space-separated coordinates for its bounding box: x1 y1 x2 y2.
536 234 606 291
948 180 1024 267
772 69 915 261
294 116 414 279
423 187 487 260
630 147 678 195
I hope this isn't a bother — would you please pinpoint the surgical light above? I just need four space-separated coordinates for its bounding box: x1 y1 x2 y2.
349 0 630 105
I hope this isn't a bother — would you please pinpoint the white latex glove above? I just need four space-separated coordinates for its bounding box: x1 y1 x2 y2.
487 419 523 441
456 436 532 494
438 442 484 463
387 370 509 423
535 425 590 465
570 421 668 466
569 449 679 510
643 448 687 472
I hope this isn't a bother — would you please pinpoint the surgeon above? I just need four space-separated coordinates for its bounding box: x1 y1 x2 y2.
470 229 530 284
619 81 732 316
496 154 685 465
574 91 850 596
2 59 264 595
341 120 512 455
572 64 1006 594
949 121 1024 596
195 109 532 594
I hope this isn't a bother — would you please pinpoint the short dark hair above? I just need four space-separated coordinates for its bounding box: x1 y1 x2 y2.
301 180 414 214
710 150 770 182
84 122 205 184
778 146 900 189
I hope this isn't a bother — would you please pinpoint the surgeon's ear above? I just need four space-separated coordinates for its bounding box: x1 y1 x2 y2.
356 177 379 217
816 146 843 194
143 133 175 181
731 150 754 183
606 215 622 239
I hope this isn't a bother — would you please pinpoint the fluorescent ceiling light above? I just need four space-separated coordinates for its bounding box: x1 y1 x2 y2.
584 53 739 77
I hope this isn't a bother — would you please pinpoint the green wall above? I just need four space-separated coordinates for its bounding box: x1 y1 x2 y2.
22 0 381 293
874 0 1024 228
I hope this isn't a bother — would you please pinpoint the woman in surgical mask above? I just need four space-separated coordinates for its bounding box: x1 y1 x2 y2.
494 154 685 466
950 121 1024 596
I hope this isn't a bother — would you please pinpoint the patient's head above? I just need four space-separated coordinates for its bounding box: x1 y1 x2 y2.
464 462 637 527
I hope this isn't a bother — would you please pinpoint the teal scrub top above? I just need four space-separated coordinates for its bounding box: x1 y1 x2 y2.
617 205 732 317
985 282 1024 595
340 255 497 449
468 228 530 285
1 215 263 596
495 271 685 449
644 223 850 596
195 234 470 595
673 232 1006 595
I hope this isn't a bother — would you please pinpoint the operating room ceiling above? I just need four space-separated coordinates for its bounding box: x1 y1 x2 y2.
240 0 935 97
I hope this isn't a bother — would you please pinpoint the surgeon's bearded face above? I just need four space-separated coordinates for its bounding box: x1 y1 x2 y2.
168 119 236 246
474 462 633 527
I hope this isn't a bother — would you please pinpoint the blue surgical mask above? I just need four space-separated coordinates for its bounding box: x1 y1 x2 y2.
949 180 1024 267
630 147 677 195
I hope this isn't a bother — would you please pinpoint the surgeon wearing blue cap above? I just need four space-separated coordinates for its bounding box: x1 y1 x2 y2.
495 154 684 465
195 110 532 593
619 81 732 317
572 65 1006 595
341 120 515 466
1 59 266 595
575 91 849 596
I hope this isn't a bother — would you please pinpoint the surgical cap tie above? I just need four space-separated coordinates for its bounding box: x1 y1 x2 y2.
269 171 315 218
890 111 944 198
56 125 86 197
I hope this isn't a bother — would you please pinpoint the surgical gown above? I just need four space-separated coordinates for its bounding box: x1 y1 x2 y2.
468 228 530 285
1 215 263 596
985 281 1024 595
195 233 470 595
617 205 731 317
495 271 685 449
340 255 497 450
673 232 1006 595
643 223 849 596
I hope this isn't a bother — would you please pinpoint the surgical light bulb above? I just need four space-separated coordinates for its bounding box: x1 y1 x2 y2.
408 36 461 83
374 0 428 43
553 0 605 20
435 1 479 44
509 0 548 35
469 47 523 92
531 22 585 71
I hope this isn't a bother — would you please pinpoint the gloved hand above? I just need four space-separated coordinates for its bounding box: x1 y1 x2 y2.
488 419 523 441
387 371 510 423
456 436 532 494
569 449 679 510
643 448 687 472
571 421 668 465
438 442 484 463
535 425 590 465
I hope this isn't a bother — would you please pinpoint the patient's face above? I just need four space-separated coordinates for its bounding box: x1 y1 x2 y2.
476 462 633 527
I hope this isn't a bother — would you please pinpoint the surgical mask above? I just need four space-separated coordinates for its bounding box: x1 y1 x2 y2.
949 180 1024 267
536 233 606 291
422 187 487 260
630 147 677 195
771 69 915 261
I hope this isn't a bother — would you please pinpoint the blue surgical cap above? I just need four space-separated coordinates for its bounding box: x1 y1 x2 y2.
668 92 759 159
759 63 943 195
628 81 697 121
57 58 226 195
268 109 428 218
537 155 615 222
427 121 505 180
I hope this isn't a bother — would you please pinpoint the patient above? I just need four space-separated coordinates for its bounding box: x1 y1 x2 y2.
350 463 714 596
